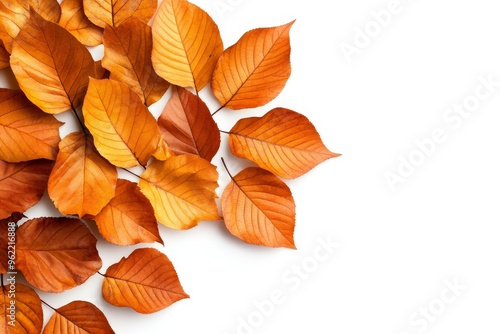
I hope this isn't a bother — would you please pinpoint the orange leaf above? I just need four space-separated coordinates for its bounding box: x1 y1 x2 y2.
16 217 102 292
48 132 118 217
94 60 110 79
152 133 175 161
10 9 95 114
0 221 10 274
42 300 115 334
211 21 294 110
102 17 169 106
95 179 163 246
0 160 52 220
221 167 296 248
83 0 157 28
1 283 43 333
229 108 340 179
0 42 8 69
151 0 223 91
102 248 188 314
139 155 220 230
59 0 103 47
83 78 159 168
158 86 220 161
0 89 63 162
30 0 61 22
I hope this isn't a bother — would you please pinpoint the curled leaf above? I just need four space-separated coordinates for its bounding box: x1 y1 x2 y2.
59 0 103 47
83 0 157 28
1 283 43 334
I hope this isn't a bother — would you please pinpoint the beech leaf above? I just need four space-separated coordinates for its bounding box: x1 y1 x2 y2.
229 108 340 178
83 0 157 28
42 300 115 334
30 0 61 22
211 21 294 110
158 86 220 161
152 0 223 91
59 0 103 47
102 248 188 314
1 283 43 334
16 217 102 293
221 167 296 248
0 42 8 70
139 155 220 230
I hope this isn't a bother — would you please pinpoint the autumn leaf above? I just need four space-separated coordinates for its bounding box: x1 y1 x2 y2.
102 248 188 314
83 0 157 28
211 21 294 110
30 0 62 22
48 132 118 217
0 42 8 70
102 17 169 106
17 217 102 292
43 301 115 334
95 179 163 246
152 133 175 161
158 86 220 161
152 0 223 91
0 1 28 53
228 108 340 179
0 160 52 220
221 166 296 248
0 89 63 162
0 283 43 334
83 78 159 168
139 155 220 230
59 0 103 47
10 9 95 114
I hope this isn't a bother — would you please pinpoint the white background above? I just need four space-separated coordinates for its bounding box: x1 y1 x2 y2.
4 0 500 333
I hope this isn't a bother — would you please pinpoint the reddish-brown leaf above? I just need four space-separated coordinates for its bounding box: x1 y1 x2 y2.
229 108 340 178
102 248 188 314
48 132 118 217
42 301 115 334
17 217 102 292
102 17 169 106
94 60 110 79
59 0 103 47
158 87 220 161
0 89 63 162
95 179 163 246
0 221 10 274
1 283 43 334
221 167 296 248
0 159 52 220
0 42 9 69
83 0 157 28
211 21 294 110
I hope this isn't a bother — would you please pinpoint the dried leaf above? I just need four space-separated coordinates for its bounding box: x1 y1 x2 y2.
221 167 296 248
229 108 340 178
211 21 294 110
0 221 10 274
102 17 169 106
59 0 103 47
0 42 9 69
95 179 163 246
0 283 43 334
48 132 118 217
0 160 52 220
42 300 115 334
83 0 157 28
158 87 220 161
102 248 188 314
83 78 159 168
152 0 223 91
16 217 102 292
152 133 175 161
139 155 220 230
0 89 62 162
94 60 110 79
10 9 95 114
30 0 61 22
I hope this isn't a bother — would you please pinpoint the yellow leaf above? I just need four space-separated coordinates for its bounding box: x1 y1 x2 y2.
83 0 157 28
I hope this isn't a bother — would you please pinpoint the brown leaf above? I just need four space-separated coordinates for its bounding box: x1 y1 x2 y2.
221 167 296 248
59 0 103 47
83 78 159 168
48 132 118 217
42 300 115 334
0 88 63 162
0 42 9 69
158 86 220 161
17 217 102 292
152 0 223 91
102 17 169 106
0 221 10 274
0 283 43 334
139 155 220 230
83 0 157 28
95 179 163 246
102 248 188 314
30 0 61 22
211 21 294 110
229 108 340 178
10 9 95 114
0 159 52 220
94 60 110 79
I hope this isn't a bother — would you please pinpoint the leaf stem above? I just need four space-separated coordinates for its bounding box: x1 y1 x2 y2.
221 157 235 182
71 107 86 134
41 299 56 311
219 130 230 135
121 168 142 179
211 103 226 116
